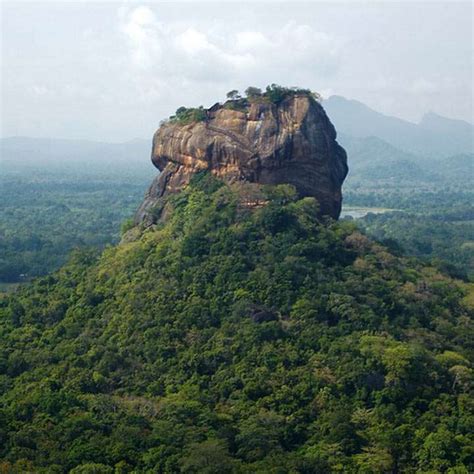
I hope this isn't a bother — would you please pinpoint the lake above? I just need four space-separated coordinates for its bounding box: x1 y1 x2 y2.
340 206 396 219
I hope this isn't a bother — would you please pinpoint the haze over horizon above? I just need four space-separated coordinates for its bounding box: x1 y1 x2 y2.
1 1 473 142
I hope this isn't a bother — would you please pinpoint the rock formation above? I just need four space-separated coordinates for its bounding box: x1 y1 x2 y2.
135 93 348 224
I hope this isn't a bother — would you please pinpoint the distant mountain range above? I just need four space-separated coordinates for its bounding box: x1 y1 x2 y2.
324 95 473 158
322 96 472 186
337 133 473 186
1 97 472 186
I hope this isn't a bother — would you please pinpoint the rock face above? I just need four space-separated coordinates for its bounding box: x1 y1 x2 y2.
135 94 348 224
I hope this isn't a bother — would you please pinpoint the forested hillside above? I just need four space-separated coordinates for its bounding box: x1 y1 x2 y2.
1 175 472 473
2 97 472 288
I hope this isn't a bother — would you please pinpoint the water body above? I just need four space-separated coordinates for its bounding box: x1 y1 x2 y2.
340 206 396 219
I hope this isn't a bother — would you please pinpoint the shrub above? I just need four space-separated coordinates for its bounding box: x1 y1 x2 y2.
245 86 263 99
120 218 135 235
226 90 241 100
170 106 207 125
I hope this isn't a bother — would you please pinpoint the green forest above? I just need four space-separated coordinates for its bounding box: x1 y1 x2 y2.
1 174 473 472
2 1 473 471
0 166 149 286
2 158 473 290
343 191 474 282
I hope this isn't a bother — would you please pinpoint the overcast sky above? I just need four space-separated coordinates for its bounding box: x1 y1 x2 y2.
1 1 472 142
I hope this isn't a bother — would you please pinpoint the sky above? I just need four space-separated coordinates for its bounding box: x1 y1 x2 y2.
1 1 473 142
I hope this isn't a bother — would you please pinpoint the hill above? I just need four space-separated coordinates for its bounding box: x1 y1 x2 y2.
1 175 473 472
337 134 435 184
337 134 473 186
324 96 473 158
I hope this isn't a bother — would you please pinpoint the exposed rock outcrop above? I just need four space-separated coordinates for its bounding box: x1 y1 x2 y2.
135 94 348 224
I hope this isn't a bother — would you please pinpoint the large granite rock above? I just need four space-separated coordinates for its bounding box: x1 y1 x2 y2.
135 94 348 224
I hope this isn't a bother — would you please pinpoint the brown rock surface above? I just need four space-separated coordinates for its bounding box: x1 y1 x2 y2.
135 94 348 224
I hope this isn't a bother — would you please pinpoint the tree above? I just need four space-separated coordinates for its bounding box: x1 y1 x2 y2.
180 439 235 473
226 90 241 100
69 464 113 474
354 447 393 472
245 86 262 99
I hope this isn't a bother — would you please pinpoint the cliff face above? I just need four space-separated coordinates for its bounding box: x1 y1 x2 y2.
135 94 348 224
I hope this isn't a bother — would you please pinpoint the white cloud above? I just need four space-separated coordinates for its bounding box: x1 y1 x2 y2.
2 1 472 141
175 28 213 55
117 5 342 97
235 31 270 51
119 5 163 69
